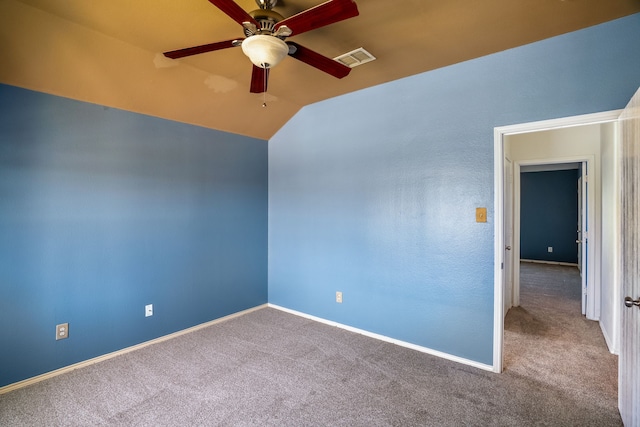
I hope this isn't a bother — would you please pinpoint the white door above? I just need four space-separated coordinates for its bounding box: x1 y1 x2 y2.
577 176 582 272
619 87 640 426
577 163 588 315
504 158 514 315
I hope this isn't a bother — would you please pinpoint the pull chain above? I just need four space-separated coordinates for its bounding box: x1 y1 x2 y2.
262 67 268 107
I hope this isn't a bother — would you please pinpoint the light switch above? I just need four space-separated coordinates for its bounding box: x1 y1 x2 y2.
476 207 487 223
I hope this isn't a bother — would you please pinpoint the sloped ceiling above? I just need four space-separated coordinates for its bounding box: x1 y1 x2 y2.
1 0 639 140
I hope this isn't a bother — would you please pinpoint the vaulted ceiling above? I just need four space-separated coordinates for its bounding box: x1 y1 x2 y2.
2 0 639 140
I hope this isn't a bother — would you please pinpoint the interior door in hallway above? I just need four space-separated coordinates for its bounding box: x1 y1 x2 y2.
504 158 514 315
619 87 640 426
577 162 588 316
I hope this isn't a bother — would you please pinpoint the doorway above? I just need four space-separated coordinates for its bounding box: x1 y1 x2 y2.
517 164 583 307
512 158 593 316
492 110 621 372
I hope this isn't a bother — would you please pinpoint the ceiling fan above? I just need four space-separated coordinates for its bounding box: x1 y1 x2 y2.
163 0 359 94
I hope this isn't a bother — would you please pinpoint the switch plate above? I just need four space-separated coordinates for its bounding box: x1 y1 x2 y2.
145 304 153 317
548 246 553 253
56 323 69 340
476 207 487 223
336 292 343 304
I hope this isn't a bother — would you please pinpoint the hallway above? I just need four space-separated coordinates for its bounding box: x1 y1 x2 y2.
504 262 620 423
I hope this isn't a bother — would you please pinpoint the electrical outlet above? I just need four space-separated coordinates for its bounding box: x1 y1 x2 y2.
336 291 343 304
145 304 153 317
548 246 553 253
56 323 69 340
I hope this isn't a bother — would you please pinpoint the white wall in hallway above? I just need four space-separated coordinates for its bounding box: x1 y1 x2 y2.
600 121 620 354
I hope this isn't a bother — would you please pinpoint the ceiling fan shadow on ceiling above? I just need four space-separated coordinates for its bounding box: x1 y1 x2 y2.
163 0 359 98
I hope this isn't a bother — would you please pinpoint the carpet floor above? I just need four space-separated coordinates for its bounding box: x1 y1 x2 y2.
0 262 620 426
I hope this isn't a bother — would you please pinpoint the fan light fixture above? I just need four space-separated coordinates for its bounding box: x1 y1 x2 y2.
163 0 359 95
241 35 289 68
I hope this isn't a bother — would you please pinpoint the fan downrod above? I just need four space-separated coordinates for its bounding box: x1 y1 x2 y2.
256 0 278 10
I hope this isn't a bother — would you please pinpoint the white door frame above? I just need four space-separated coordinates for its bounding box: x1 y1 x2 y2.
492 110 621 373
511 156 593 314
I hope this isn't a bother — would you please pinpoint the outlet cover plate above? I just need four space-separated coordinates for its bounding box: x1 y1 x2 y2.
56 323 69 340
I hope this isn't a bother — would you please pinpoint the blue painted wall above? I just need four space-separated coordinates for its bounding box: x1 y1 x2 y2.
520 170 580 263
0 85 268 387
269 14 640 365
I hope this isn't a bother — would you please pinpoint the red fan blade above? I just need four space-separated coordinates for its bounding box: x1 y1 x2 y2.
250 66 269 93
287 42 351 79
208 0 259 27
164 39 240 59
275 0 358 36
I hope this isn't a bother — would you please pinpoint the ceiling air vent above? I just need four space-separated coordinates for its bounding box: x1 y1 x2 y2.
334 48 376 68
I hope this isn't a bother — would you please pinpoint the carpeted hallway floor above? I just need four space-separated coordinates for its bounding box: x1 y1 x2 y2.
503 262 619 424
0 262 620 426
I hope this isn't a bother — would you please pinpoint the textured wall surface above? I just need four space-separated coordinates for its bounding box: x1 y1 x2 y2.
0 85 268 387
520 170 580 263
269 14 640 365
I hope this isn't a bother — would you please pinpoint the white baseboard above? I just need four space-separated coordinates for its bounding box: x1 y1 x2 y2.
520 259 579 267
268 304 495 373
599 320 619 355
0 304 268 395
2 302 495 395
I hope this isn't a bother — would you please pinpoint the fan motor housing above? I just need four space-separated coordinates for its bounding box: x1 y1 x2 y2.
248 9 284 35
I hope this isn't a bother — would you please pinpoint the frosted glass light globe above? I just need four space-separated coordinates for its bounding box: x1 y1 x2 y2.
241 35 289 68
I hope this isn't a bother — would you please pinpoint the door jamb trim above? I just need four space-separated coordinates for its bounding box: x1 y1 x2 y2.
493 110 621 373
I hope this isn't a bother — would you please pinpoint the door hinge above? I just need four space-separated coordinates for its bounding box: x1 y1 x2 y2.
501 262 504 270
